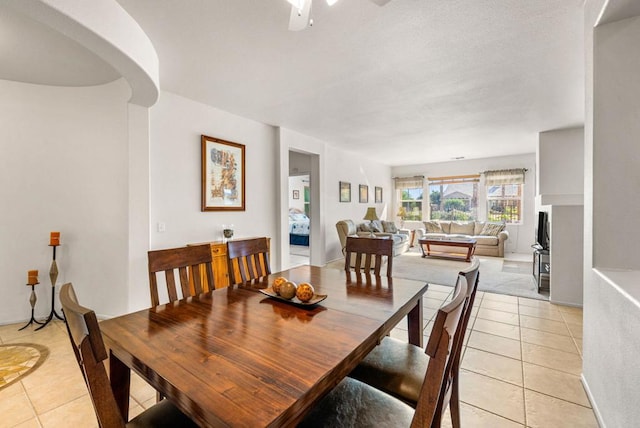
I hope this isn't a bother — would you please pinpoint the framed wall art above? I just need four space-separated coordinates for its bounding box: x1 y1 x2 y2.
201 135 246 211
339 181 351 202
375 186 383 203
359 185 368 203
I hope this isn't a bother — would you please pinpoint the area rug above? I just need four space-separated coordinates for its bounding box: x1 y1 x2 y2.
326 248 548 301
0 343 49 390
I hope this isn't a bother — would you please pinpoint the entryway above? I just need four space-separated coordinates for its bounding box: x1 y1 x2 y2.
288 151 312 267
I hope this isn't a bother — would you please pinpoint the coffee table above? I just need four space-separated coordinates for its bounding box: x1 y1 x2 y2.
419 237 477 262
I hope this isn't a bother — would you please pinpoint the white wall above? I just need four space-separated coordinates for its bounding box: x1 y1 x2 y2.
538 127 585 200
592 16 640 271
583 5 640 427
289 151 312 175
393 154 536 254
0 78 132 323
149 91 279 261
548 205 584 305
323 146 393 262
536 127 584 306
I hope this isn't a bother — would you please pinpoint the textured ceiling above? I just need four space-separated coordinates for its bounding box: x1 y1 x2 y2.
2 0 585 166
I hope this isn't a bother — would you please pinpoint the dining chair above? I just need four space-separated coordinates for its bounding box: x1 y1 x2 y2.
226 237 271 285
344 236 394 277
348 258 480 427
298 276 469 428
147 244 215 306
59 283 198 428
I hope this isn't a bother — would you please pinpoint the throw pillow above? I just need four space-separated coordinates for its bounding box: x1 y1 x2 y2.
358 223 371 232
371 220 384 233
480 222 505 236
423 221 443 233
382 221 398 233
450 222 475 235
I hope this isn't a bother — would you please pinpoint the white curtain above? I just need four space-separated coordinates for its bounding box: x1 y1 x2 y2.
484 169 526 185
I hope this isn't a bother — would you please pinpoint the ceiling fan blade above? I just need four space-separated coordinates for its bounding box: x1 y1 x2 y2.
369 0 393 5
289 0 312 31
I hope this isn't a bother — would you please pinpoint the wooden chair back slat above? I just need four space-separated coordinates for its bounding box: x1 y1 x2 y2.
227 237 271 285
440 258 480 428
60 283 127 428
410 276 468 428
344 236 393 277
148 244 215 306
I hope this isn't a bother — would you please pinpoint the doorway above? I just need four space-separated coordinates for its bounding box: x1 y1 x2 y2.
288 151 312 267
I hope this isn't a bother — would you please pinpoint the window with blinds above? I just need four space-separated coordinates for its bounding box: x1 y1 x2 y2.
428 175 480 221
394 177 424 221
485 169 525 224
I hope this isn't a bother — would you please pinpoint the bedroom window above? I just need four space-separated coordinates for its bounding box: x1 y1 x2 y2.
428 175 480 221
304 186 310 218
394 176 424 221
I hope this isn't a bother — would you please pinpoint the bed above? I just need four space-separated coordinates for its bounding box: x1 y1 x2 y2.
289 208 310 246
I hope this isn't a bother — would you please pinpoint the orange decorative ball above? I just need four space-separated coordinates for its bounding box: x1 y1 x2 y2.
296 283 315 303
272 277 288 295
279 281 298 300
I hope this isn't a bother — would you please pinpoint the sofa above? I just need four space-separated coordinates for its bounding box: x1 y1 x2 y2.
336 219 411 256
415 220 509 257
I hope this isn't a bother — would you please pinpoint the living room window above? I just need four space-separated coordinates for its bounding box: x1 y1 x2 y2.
428 175 480 221
484 169 526 224
394 176 424 221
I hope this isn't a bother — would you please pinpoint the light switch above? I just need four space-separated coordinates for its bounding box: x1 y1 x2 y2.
157 222 166 232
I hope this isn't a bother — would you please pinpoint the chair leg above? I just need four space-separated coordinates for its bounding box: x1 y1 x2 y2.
450 376 461 428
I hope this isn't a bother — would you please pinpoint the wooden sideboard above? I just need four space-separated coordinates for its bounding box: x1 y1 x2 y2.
189 238 270 289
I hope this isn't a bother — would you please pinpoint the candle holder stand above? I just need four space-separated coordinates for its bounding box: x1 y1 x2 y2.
18 282 44 331
36 245 65 330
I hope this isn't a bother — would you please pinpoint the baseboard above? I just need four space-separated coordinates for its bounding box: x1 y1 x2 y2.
548 298 583 308
581 374 606 427
0 314 54 326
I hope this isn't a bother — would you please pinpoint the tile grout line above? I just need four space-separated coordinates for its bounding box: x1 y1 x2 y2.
458 400 526 427
522 387 594 410
19 379 43 428
518 301 529 428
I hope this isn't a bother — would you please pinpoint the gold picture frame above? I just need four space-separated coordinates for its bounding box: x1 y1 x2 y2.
201 135 245 211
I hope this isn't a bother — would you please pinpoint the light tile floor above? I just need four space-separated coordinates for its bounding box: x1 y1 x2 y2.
391 285 597 427
1 288 597 427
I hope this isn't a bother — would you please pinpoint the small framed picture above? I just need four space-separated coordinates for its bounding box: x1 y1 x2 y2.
375 186 383 203
340 181 351 202
359 185 368 203
293 190 300 199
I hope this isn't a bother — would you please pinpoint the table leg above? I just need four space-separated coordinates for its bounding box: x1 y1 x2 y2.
466 246 473 262
109 350 130 422
407 299 423 347
420 242 428 258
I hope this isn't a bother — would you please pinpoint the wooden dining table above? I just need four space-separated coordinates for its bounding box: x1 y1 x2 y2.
100 265 428 427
